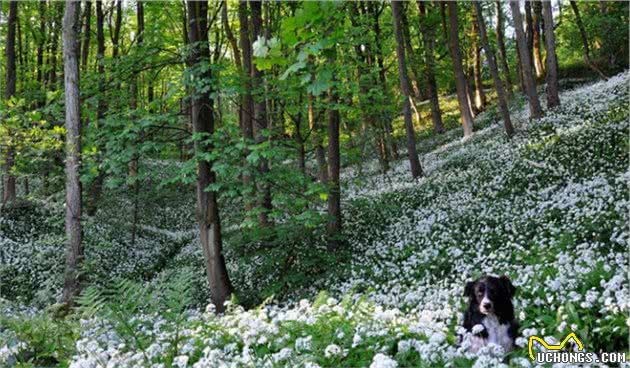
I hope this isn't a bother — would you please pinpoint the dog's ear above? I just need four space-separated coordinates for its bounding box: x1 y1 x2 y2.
464 281 475 297
500 275 516 298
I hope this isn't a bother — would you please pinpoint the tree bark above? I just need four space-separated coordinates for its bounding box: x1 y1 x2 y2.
446 2 475 137
3 1 18 205
391 0 423 178
47 3 62 89
111 0 122 59
524 1 534 62
250 0 272 227
473 2 514 138
222 1 241 71
187 0 233 313
61 0 83 307
36 0 46 90
569 1 608 80
129 0 144 246
86 0 107 216
81 1 92 72
542 1 560 108
495 1 513 96
509 1 544 119
238 1 255 213
471 11 486 111
532 1 544 78
309 92 328 183
417 1 445 134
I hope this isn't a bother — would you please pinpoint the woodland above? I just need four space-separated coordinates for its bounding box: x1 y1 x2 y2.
0 0 628 367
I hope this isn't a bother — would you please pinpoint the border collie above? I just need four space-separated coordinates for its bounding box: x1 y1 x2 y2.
462 275 519 353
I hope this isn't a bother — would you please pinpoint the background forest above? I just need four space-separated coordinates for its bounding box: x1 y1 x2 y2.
0 0 628 367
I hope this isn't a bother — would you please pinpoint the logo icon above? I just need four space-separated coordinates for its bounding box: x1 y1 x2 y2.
528 332 584 361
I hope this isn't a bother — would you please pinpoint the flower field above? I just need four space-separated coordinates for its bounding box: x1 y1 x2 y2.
1 73 628 367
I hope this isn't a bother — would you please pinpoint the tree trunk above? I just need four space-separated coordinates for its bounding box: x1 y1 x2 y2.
237 1 256 214
3 1 18 205
129 0 144 246
222 1 241 71
112 0 122 59
309 92 328 183
326 54 342 251
401 7 425 103
471 12 486 111
250 0 272 227
495 1 513 96
417 1 445 134
47 3 62 89
61 0 83 307
350 3 389 173
391 0 423 178
569 1 608 80
524 1 534 63
509 1 544 119
542 1 560 108
81 1 92 72
532 1 544 78
36 0 46 95
446 2 475 137
86 0 106 216
368 1 398 160
187 0 233 313
473 2 514 138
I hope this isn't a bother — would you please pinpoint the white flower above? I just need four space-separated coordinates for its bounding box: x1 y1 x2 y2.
324 344 342 358
369 353 398 368
471 324 485 335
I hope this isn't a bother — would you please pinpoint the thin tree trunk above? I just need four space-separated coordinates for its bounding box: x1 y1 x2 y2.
368 1 398 160
569 1 608 80
392 0 423 178
250 0 272 227
3 1 17 205
401 7 424 103
36 0 46 90
417 1 445 134
446 2 475 137
81 1 92 72
61 0 83 307
222 1 241 71
525 1 534 62
326 54 342 251
473 2 514 138
471 12 486 111
237 1 255 214
542 1 560 108
86 0 106 216
187 0 233 313
111 0 122 59
129 0 144 246
309 92 328 183
509 1 544 119
532 1 544 78
47 3 62 89
495 1 513 96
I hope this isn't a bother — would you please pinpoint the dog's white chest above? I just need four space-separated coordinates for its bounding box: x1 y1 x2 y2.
482 315 513 352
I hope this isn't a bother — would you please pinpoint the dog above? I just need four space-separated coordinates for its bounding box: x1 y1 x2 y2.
462 275 519 353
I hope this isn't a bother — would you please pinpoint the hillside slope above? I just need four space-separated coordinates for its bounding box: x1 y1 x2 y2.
1 72 628 367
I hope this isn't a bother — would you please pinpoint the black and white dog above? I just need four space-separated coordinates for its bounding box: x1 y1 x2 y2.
462 275 519 353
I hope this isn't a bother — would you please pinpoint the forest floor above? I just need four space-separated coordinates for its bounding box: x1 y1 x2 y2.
1 72 628 367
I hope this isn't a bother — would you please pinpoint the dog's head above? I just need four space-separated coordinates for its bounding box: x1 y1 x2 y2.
464 275 516 321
